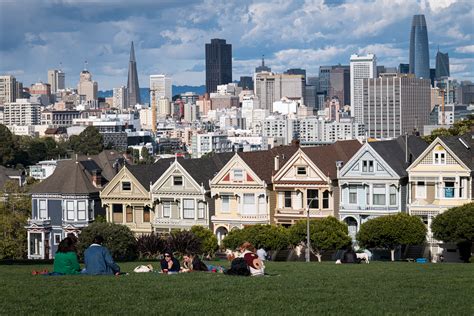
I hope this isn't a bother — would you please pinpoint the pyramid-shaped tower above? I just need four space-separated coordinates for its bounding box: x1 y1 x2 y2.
127 41 141 106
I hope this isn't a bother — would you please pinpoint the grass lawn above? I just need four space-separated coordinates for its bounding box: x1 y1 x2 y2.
0 261 472 315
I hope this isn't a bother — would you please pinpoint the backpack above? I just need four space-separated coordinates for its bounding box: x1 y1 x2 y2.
225 257 250 276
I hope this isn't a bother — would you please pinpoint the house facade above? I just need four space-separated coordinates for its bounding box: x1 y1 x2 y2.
407 134 473 261
26 160 106 259
211 146 297 244
338 136 428 240
272 140 361 227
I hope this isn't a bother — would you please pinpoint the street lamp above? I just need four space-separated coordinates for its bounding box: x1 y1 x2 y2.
305 196 319 263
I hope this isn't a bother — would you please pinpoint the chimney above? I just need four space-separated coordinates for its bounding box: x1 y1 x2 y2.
336 161 344 179
92 169 102 188
274 155 280 171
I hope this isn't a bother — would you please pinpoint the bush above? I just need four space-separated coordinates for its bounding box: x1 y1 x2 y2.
77 222 137 261
166 230 202 256
190 226 218 256
222 225 290 251
136 233 166 259
222 229 246 250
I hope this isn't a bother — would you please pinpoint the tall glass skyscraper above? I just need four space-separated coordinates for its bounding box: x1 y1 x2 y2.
409 15 430 79
436 51 450 79
205 39 232 94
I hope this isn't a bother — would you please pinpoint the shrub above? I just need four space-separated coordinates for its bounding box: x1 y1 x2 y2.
166 230 202 256
222 229 246 250
190 226 218 256
222 225 290 251
136 233 166 259
77 222 137 261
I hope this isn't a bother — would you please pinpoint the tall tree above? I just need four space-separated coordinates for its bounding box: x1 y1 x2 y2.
0 124 16 166
72 126 104 155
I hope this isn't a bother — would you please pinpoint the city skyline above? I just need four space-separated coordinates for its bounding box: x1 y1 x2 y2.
0 0 473 89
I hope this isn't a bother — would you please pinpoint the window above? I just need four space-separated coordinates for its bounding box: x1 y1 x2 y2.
39 200 47 219
415 181 426 199
198 202 205 219
77 201 86 220
284 191 292 208
362 160 374 172
173 176 183 186
322 190 329 209
459 177 466 198
112 204 123 223
54 233 62 245
444 181 455 198
221 195 230 213
243 194 256 214
233 169 243 181
143 207 150 223
66 201 74 220
389 186 397 205
183 199 195 219
296 166 307 176
434 152 446 164
163 202 171 217
126 206 133 222
122 182 131 191
362 161 367 172
258 195 266 213
373 185 386 205
349 186 357 204
307 190 319 208
369 161 374 172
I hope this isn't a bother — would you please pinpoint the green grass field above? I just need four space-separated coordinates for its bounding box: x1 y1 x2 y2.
0 261 472 315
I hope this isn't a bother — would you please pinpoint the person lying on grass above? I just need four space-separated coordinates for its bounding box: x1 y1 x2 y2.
181 253 208 272
52 237 81 275
160 251 180 274
239 242 265 277
83 235 121 275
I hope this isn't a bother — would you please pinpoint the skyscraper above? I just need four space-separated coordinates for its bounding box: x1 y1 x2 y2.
0 75 16 105
409 15 430 79
350 54 376 123
77 69 98 101
47 69 65 94
127 41 141 106
255 55 271 73
205 39 232 94
435 50 450 79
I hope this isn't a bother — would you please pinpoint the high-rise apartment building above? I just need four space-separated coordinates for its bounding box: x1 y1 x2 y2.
77 70 98 102
113 86 128 109
47 69 65 93
127 41 141 106
435 51 450 79
0 75 16 105
205 39 232 94
3 99 41 126
150 75 172 101
254 73 305 112
409 15 430 79
362 74 431 139
328 66 350 106
350 54 376 123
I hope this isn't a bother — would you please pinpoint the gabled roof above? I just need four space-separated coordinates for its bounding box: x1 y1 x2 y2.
180 152 234 190
369 135 428 177
301 140 362 179
78 150 133 182
238 145 299 183
127 158 175 190
439 133 472 169
30 160 102 195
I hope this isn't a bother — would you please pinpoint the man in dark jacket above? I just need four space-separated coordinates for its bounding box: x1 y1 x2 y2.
83 235 121 275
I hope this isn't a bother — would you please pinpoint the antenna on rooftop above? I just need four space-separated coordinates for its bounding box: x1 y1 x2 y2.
84 60 88 71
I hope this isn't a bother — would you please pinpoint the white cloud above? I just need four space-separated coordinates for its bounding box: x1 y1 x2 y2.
455 45 474 54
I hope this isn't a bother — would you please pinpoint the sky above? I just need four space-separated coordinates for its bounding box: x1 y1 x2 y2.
0 0 473 90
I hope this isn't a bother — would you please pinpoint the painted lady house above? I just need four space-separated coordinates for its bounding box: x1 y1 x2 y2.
338 136 428 240
210 145 299 244
272 140 361 227
407 134 473 261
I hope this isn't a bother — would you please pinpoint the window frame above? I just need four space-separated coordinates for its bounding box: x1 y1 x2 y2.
349 186 357 204
389 186 397 205
296 166 307 176
173 176 183 186
122 181 131 191
322 190 329 209
221 195 230 213
433 151 446 165
242 193 256 215
372 184 386 205
307 189 319 209
163 201 171 218
183 199 195 219
233 169 244 181
77 200 87 220
415 181 426 199
284 191 292 208
39 200 48 219
66 201 75 220
53 233 62 245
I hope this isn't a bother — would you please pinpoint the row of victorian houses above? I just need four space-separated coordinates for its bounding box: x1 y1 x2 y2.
26 134 473 261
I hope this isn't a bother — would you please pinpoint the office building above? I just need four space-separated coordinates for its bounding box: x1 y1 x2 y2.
304 85 317 109
41 110 80 127
3 99 41 126
77 69 98 102
456 82 474 105
150 75 172 101
409 15 430 79
350 54 376 123
399 63 410 74
328 66 350 106
113 86 128 109
255 56 271 73
285 68 306 81
239 76 253 90
127 41 141 106
0 75 16 105
47 69 65 93
254 73 305 111
205 39 232 94
435 51 450 79
362 74 431 139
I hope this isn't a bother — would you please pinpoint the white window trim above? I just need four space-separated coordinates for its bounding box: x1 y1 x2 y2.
296 166 307 176
415 182 427 199
163 202 171 218
77 200 87 220
53 233 62 245
39 199 48 219
66 201 75 221
433 151 446 165
221 195 231 213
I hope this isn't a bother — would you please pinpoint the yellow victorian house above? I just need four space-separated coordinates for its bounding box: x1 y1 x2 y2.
407 134 473 261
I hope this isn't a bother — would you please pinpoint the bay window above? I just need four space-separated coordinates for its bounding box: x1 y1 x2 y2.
372 184 386 205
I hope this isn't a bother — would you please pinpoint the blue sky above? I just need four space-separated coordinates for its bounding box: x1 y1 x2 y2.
0 0 473 90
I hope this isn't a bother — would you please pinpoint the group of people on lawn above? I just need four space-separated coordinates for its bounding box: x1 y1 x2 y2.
52 235 265 277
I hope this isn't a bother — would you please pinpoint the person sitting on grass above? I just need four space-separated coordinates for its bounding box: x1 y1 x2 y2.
52 237 81 275
240 242 265 277
181 253 208 272
83 235 121 275
160 251 180 274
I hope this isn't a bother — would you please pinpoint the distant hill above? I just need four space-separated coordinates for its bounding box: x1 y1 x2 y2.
98 85 206 103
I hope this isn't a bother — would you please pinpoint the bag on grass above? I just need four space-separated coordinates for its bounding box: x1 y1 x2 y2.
224 258 250 276
133 265 153 273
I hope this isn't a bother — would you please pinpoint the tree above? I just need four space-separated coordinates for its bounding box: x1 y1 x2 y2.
71 126 104 155
222 225 290 252
289 217 351 262
191 226 218 257
2 180 31 216
423 116 473 143
166 230 202 256
136 233 166 259
140 147 154 164
77 222 137 261
0 205 28 259
222 228 246 250
431 203 474 262
357 213 427 261
0 124 16 166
